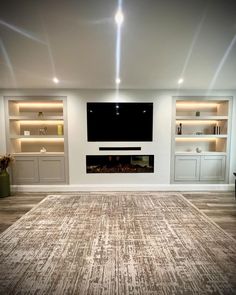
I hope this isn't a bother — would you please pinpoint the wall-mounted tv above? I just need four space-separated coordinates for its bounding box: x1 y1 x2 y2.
87 102 153 141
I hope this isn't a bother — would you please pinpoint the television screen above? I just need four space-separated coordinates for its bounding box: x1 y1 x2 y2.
87 102 153 141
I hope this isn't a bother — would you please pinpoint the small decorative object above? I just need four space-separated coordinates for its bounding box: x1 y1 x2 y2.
196 111 200 117
195 131 203 135
24 130 30 136
0 154 14 197
40 147 47 153
39 126 47 135
38 111 44 118
196 147 202 153
213 125 221 135
57 124 63 135
177 123 182 135
213 126 216 134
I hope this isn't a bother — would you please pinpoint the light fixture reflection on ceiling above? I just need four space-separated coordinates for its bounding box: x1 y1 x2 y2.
178 78 184 84
115 10 124 26
116 78 121 84
53 77 59 84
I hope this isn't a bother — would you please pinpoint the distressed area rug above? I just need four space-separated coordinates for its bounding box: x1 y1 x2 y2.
0 192 236 295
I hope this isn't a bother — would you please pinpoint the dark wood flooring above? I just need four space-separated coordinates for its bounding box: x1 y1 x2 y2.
0 191 235 239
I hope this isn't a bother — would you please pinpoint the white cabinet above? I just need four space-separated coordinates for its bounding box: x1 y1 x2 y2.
39 157 65 183
175 156 200 181
174 155 226 182
172 97 232 184
12 157 39 184
200 155 226 181
5 97 69 185
12 156 66 184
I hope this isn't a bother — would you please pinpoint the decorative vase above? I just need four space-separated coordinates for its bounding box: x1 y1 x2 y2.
57 124 63 135
0 169 10 197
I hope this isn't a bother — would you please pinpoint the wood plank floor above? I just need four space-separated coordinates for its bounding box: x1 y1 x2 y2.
183 191 236 239
0 191 235 239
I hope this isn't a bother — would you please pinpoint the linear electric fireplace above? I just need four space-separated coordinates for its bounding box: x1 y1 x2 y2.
86 155 154 173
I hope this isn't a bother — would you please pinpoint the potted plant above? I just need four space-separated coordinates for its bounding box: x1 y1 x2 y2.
0 154 14 197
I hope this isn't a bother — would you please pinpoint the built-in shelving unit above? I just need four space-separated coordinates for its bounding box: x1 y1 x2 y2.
5 97 68 184
172 97 232 183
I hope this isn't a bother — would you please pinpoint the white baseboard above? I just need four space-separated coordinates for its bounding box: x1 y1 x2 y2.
11 183 235 192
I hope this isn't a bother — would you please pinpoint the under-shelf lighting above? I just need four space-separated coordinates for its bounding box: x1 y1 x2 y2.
19 120 64 125
18 102 63 108
176 120 218 125
175 138 217 142
176 102 219 108
20 138 64 142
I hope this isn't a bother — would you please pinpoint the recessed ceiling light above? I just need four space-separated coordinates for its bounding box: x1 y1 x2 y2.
116 78 121 84
115 10 124 25
178 78 184 84
53 77 59 84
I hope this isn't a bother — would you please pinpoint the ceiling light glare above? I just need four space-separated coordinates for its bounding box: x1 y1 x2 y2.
178 78 184 84
116 78 121 84
53 77 59 84
115 10 124 26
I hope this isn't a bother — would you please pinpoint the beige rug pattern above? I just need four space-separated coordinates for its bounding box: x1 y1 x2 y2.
0 192 236 294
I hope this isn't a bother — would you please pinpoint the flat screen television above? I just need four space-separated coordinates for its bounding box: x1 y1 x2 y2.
87 102 153 141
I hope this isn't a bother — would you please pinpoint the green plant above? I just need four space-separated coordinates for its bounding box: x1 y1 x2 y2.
0 154 14 172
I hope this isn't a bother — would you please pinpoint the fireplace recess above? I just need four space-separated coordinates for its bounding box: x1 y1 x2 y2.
86 155 154 173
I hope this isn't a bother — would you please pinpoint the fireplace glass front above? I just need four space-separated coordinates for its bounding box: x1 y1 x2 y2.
86 155 154 173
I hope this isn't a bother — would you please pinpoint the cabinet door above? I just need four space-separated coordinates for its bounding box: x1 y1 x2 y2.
38 157 65 183
174 156 200 181
200 155 226 181
12 157 39 184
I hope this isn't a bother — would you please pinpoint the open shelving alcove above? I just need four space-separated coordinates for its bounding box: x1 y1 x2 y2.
171 97 232 183
5 97 69 184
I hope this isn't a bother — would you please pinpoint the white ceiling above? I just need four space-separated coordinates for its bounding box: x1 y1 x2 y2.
0 0 236 89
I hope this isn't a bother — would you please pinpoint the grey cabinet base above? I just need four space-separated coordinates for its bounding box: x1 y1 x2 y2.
12 156 66 184
174 155 226 183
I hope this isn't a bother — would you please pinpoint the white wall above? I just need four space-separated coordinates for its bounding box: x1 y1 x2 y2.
0 89 235 188
229 91 236 183
0 95 6 154
67 90 172 185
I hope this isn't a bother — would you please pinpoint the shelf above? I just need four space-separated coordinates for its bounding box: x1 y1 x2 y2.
6 97 68 184
13 152 65 156
176 116 228 120
175 152 227 156
10 135 64 139
9 116 64 120
175 135 227 139
8 98 65 154
173 98 231 183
